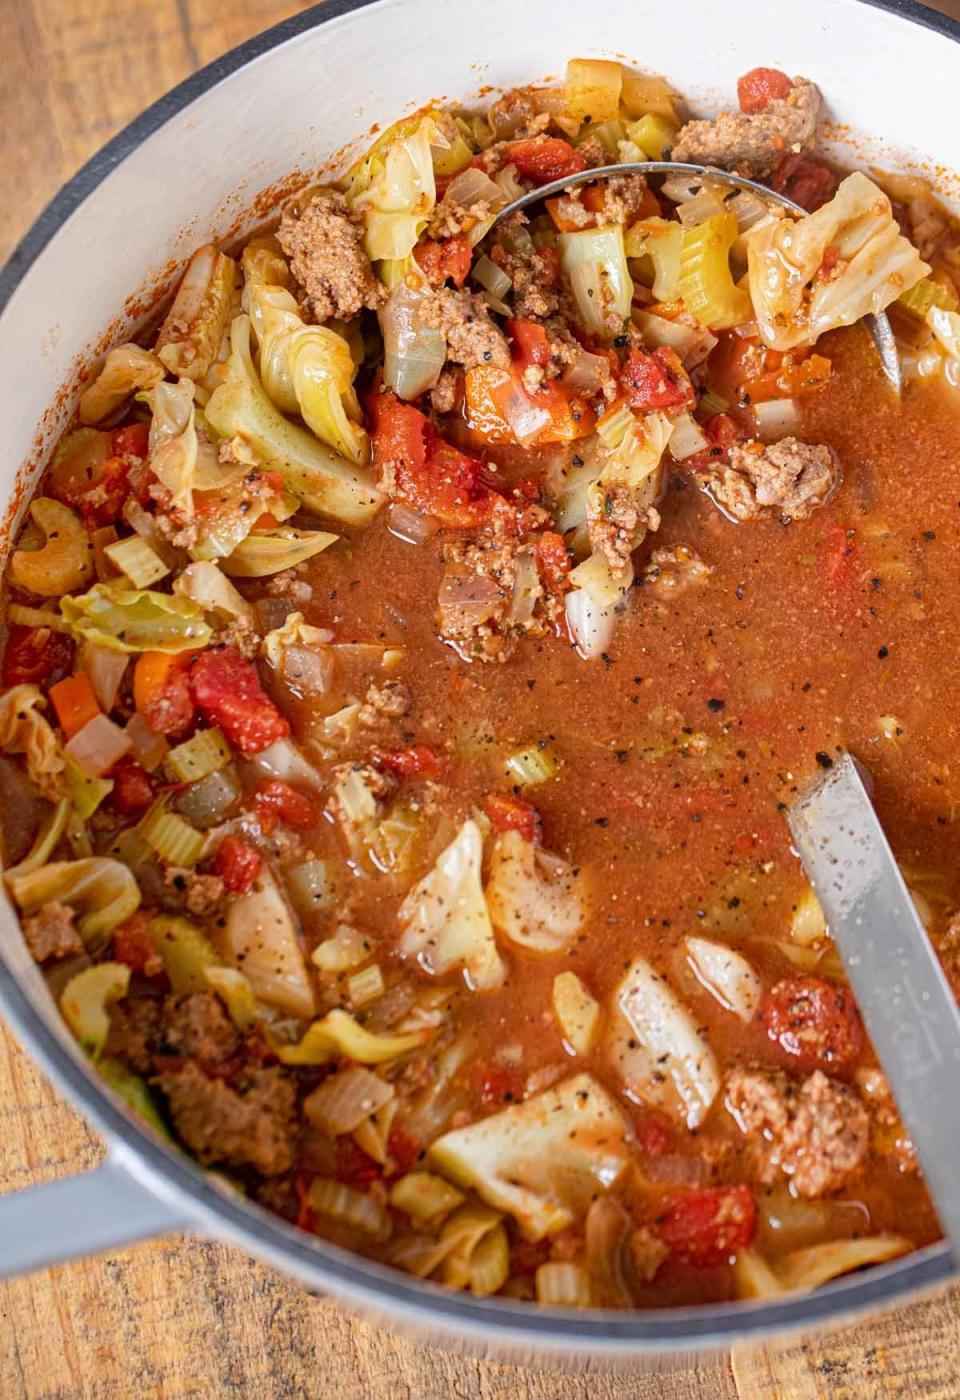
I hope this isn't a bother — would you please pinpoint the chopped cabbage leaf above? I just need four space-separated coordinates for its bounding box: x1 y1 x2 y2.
147 914 222 992
218 865 316 1018
350 116 439 263
247 284 303 412
0 685 66 801
735 1236 913 1299
61 581 213 654
78 344 166 426
60 962 130 1056
156 245 237 381
552 970 600 1055
398 819 506 991
429 1073 633 1241
607 956 720 1129
10 498 94 597
241 235 291 296
685 937 762 1023
205 315 383 526
748 172 930 351
272 1007 433 1065
559 227 633 337
261 611 333 671
8 856 140 940
485 830 587 953
172 560 255 623
144 379 201 516
222 526 338 577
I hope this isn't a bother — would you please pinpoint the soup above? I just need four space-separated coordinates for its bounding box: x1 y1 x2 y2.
2 58 958 1309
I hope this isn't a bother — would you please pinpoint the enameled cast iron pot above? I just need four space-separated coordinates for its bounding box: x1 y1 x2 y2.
0 0 958 1365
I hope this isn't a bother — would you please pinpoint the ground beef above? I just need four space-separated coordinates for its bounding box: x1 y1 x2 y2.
265 569 313 603
671 77 821 176
430 194 499 241
575 135 608 168
160 992 238 1065
726 1068 869 1198
556 175 653 230
155 1060 296 1176
105 997 163 1076
214 616 260 659
415 287 510 371
588 485 661 571
436 533 546 663
642 545 713 595
162 866 225 919
855 1067 919 1175
429 367 460 415
708 437 838 522
277 191 385 324
486 89 550 142
22 900 83 963
489 214 561 320
358 680 411 729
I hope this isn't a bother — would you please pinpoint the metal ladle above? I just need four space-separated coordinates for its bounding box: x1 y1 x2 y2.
493 160 901 395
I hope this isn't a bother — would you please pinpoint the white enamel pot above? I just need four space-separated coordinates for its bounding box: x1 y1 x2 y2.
0 0 957 1365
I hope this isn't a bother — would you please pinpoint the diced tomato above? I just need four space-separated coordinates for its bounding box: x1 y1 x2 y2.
2 625 74 689
254 778 321 833
501 136 587 185
534 530 572 596
189 647 290 756
386 1128 422 1177
465 364 595 448
368 390 516 530
683 413 745 473
507 318 552 372
133 650 198 737
211 834 263 893
372 744 443 780
336 1137 382 1187
652 1185 757 1267
770 152 840 213
414 233 473 289
736 67 794 114
109 756 156 817
622 347 695 412
483 793 542 844
75 455 134 529
112 911 163 978
110 423 150 460
758 975 864 1074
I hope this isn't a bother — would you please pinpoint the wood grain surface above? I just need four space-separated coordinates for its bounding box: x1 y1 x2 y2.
2 2 960 1396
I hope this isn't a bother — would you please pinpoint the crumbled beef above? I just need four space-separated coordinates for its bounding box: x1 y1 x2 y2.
575 135 608 168
415 287 510 372
22 900 83 964
642 545 713 594
155 1060 296 1176
430 194 499 241
429 367 460 415
549 195 593 230
214 616 260 659
671 77 821 176
162 866 225 919
708 437 838 522
588 484 661 572
160 992 239 1065
487 89 550 141
726 1068 869 1197
264 568 313 603
489 214 561 320
358 680 411 729
597 174 655 226
149 487 200 551
436 532 549 663
855 1067 919 1175
105 997 163 1076
277 191 385 323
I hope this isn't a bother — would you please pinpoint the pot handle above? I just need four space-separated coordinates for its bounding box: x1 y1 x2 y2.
0 1144 189 1278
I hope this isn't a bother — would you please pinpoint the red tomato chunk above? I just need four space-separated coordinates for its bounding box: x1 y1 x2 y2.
109 756 155 817
414 234 472 289
622 347 695 412
254 779 322 832
112 912 163 978
737 67 794 113
758 975 864 1074
501 137 587 185
211 835 263 893
483 793 542 844
189 647 290 755
653 1185 757 1267
1 625 74 688
372 744 443 780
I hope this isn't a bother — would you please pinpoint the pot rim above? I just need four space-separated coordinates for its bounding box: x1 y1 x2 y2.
0 0 957 1352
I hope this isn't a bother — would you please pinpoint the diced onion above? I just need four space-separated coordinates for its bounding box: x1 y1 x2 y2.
125 712 170 773
80 642 129 712
472 254 512 315
552 971 600 1055
565 587 619 660
311 922 371 973
387 501 437 546
633 311 715 362
246 736 323 791
503 744 559 788
281 644 334 699
348 963 386 1008
668 411 709 461
685 936 762 1023
380 284 446 401
285 858 336 917
304 1065 394 1135
64 713 132 777
754 398 799 440
445 166 505 210
174 767 241 828
561 348 610 396
505 551 541 628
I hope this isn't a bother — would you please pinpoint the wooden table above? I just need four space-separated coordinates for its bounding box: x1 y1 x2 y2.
2 1 960 1394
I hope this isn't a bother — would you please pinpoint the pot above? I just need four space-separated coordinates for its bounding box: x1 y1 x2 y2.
0 0 957 1365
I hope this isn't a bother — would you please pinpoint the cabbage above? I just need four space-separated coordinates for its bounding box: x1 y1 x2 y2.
156 245 237 381
429 1073 633 1241
147 914 222 992
398 819 506 991
748 172 930 351
559 227 634 337
485 831 587 953
247 285 303 411
222 526 337 577
261 611 333 671
380 283 446 401
172 560 255 624
241 236 291 297
351 116 439 263
10 498 94 596
0 685 65 801
8 857 141 940
289 327 369 465
218 865 316 1018
271 1007 433 1065
145 379 201 516
78 344 166 426
204 316 383 526
685 937 762 1023
607 956 720 1129
61 581 213 653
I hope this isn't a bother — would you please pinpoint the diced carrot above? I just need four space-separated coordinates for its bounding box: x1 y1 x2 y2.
49 672 100 739
133 650 199 736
